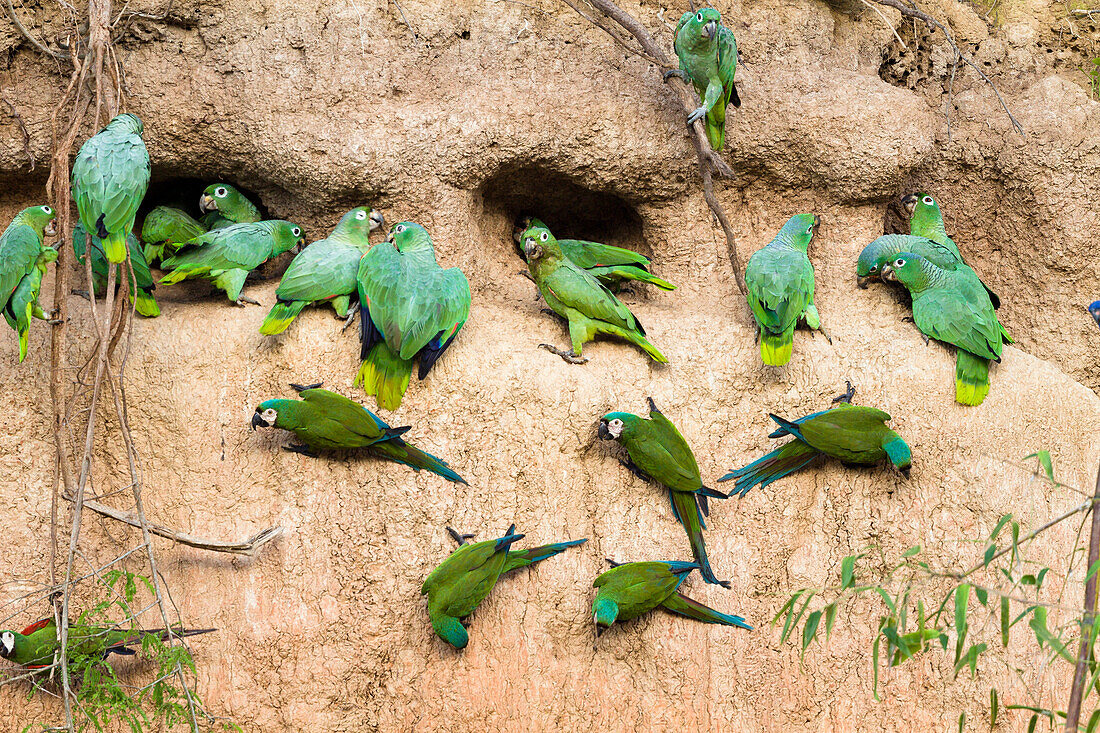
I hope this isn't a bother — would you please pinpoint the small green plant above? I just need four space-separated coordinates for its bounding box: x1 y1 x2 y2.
1086 58 1100 99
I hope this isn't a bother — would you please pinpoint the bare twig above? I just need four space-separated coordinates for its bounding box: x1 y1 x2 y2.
3 0 72 60
858 0 906 48
1065 464 1100 733
0 90 35 170
390 0 425 48
559 0 667 67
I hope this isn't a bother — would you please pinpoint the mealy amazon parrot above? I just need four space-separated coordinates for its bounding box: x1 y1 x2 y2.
198 183 261 230
522 224 667 364
74 224 159 318
0 617 213 668
355 222 470 410
599 397 729 587
71 113 150 264
744 213 824 366
719 384 911 496
158 220 305 305
882 253 1011 406
1089 301 1100 330
260 207 384 335
252 383 466 483
1 205 57 362
141 205 206 264
512 216 675 292
421 525 587 649
857 234 963 287
899 192 1001 309
592 560 751 637
665 8 740 150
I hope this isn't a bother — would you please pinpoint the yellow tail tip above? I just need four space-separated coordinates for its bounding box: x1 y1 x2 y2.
955 379 990 406
760 339 793 366
259 318 292 336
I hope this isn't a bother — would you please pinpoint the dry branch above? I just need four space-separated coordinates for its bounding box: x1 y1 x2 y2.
1065 464 1100 733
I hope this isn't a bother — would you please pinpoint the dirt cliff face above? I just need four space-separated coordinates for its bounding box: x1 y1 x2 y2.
1 0 1099 730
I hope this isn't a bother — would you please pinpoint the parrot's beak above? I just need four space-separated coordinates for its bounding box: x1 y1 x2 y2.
598 421 612 440
899 465 911 479
595 624 607 638
857 275 871 289
251 412 265 431
369 210 385 231
45 220 57 237
811 214 821 232
199 194 217 213
881 264 896 282
704 19 717 39
901 194 918 216
293 237 307 254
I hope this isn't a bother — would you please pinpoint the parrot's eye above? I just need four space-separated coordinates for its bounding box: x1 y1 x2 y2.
894 258 906 267
355 211 367 220
539 231 549 242
261 408 277 424
291 227 301 237
215 187 228 198
42 206 52 214
696 11 704 21
868 265 878 273
807 225 814 234
922 196 933 205
395 224 407 234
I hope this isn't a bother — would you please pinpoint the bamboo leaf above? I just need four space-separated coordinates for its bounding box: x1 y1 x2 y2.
958 711 966 733
1001 595 1010 647
975 587 988 606
841 555 857 589
955 584 970 663
989 513 1012 541
990 688 999 727
824 603 837 640
872 624 882 701
983 544 997 567
1086 709 1100 733
1024 450 1055 483
801 610 822 659
902 545 921 558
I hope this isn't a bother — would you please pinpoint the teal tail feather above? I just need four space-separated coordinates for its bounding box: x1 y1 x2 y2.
260 300 307 335
369 439 467 484
669 490 728 587
718 440 819 497
661 592 751 629
503 538 588 574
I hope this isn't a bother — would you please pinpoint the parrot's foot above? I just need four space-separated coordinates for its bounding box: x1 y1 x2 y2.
289 382 323 393
520 270 536 283
71 289 91 302
662 69 686 83
619 458 652 483
902 316 915 323
646 396 661 414
605 557 625 567
539 343 588 364
47 317 64 326
686 106 707 126
446 526 476 546
283 443 317 458
811 326 834 345
832 381 856 404
341 308 358 332
236 295 262 306
922 334 930 346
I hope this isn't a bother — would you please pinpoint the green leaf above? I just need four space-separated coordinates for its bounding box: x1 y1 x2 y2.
1086 709 1100 733
1024 450 1056 483
1027 715 1037 733
872 624 882 701
958 711 966 733
975 587 988 606
955 584 970 663
771 589 803 627
802 610 822 659
824 602 837 640
902 545 921 558
782 591 815 644
1030 607 1076 663
1001 595 1010 647
873 587 897 614
990 688 999 727
989 514 1012 541
841 555 857 589
983 544 997 567
952 642 987 678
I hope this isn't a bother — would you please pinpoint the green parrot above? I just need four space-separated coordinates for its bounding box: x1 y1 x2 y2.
592 560 751 637
512 217 675 291
882 253 1011 405
355 222 470 410
1 205 57 362
421 525 587 649
73 224 159 318
599 398 730 587
252 383 467 483
718 384 911 496
71 113 150 264
198 183 261 230
0 617 213 669
744 213 823 366
522 224 667 364
140 206 206 264
158 220 305 305
260 207 384 335
856 234 963 287
666 8 740 150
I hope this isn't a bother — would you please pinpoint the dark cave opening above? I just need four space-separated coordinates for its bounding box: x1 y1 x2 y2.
137 174 271 230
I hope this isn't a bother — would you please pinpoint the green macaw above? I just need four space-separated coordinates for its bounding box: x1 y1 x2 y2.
355 222 470 410
1 205 57 362
140 206 206 264
421 525 587 649
522 223 667 364
0 617 213 669
882 253 1011 405
260 207 384 335
599 398 729 587
744 213 824 366
251 383 467 484
158 220 305 305
513 217 675 291
74 224 159 318
71 113 150 264
198 183 261 230
666 8 740 150
718 385 911 496
592 560 751 637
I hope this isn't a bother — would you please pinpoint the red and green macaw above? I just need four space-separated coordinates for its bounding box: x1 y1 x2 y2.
422 525 587 649
0 617 213 668
666 8 740 150
599 398 729 587
1 205 57 362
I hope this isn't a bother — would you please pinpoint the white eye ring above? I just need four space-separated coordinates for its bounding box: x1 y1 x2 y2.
262 408 277 422
395 224 407 234
215 187 228 197
894 258 905 267
922 196 933 205
539 231 548 242
610 418 623 428
291 227 301 237
696 11 704 21
355 211 367 220
42 206 52 214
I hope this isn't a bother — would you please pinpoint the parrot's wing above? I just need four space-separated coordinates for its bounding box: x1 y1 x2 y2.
299 388 388 440
913 285 1002 360
644 411 703 483
73 133 149 235
164 226 270 271
0 225 42 310
358 242 405 345
275 239 361 303
746 248 813 332
799 406 893 453
559 239 650 270
543 261 637 330
672 12 692 59
716 25 740 108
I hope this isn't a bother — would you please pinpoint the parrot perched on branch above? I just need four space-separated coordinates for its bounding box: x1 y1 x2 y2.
744 213 824 366
522 223 667 364
158 220 304 305
355 222 470 410
0 617 214 668
599 397 729 587
882 253 1010 405
592 560 751 637
512 217 675 292
252 383 467 484
1 205 57 362
141 206 206 264
71 113 150 264
260 207 384 335
421 525 587 649
74 224 159 318
198 183 261 230
666 7 740 150
719 384 911 496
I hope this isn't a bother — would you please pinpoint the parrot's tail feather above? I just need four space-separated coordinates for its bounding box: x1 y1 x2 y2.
661 592 752 629
158 266 205 285
147 627 217 641
609 323 668 363
103 231 128 264
502 538 588 574
17 327 28 363
259 300 307 335
369 439 467 484
718 440 820 498
591 266 677 291
760 328 794 366
670 491 728 587
133 290 160 318
955 349 991 406
705 116 724 151
355 341 412 411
